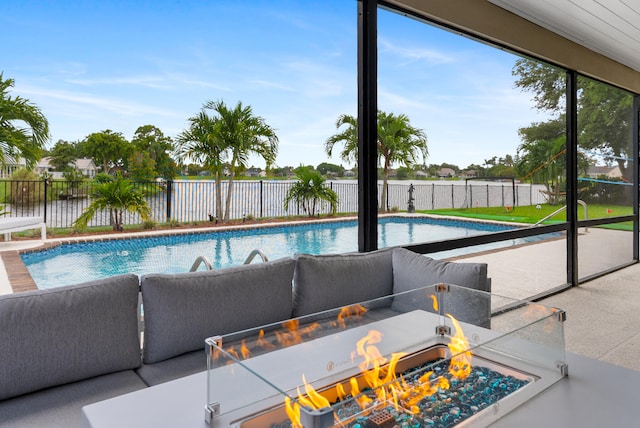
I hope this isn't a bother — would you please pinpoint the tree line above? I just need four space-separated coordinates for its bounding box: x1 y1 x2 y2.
2 55 634 224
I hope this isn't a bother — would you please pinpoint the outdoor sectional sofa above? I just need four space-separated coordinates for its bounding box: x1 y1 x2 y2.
0 247 489 427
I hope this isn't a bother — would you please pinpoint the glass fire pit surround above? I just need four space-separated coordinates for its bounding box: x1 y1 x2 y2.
205 284 567 428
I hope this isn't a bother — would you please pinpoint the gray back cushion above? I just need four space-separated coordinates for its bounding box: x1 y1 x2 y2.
0 274 141 401
391 248 491 327
141 257 296 364
292 249 393 317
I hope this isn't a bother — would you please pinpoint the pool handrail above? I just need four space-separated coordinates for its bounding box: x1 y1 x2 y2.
190 256 213 272
243 249 269 264
531 199 588 230
190 249 269 272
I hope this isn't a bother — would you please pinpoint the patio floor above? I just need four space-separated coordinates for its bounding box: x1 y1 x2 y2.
1 227 638 372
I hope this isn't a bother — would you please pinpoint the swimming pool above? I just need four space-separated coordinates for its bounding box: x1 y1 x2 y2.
22 216 526 289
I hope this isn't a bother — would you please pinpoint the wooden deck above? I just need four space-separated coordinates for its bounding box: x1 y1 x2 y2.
2 251 38 293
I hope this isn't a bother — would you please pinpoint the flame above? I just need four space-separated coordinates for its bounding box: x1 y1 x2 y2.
275 319 320 347
302 375 331 408
212 303 372 368
240 340 250 359
446 314 472 380
335 382 347 402
523 303 558 333
333 304 368 328
284 396 302 428
256 329 276 350
284 322 477 426
429 294 438 311
288 330 412 424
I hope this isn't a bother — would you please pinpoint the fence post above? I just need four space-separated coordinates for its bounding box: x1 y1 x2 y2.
386 182 389 211
166 180 173 223
43 178 48 223
259 180 263 218
486 184 489 207
451 184 454 208
431 183 434 209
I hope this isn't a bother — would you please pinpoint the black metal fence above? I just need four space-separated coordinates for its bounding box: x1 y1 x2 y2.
0 179 547 229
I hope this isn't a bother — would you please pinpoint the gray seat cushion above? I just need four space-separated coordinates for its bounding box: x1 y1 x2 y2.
391 248 491 327
0 370 147 428
0 274 142 401
136 350 205 386
292 248 394 317
141 257 296 364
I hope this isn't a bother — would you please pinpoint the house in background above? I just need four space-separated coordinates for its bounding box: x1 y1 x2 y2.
36 157 98 179
586 165 622 179
74 158 98 178
437 167 456 178
245 167 266 178
1 157 98 179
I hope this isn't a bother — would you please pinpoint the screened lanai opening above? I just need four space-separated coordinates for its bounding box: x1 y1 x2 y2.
371 1 639 299
576 77 636 279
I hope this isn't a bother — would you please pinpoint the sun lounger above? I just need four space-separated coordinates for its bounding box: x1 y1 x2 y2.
0 216 47 241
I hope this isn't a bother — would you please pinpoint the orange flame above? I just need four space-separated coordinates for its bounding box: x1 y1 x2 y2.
429 294 438 311
284 396 302 428
275 319 320 347
333 304 368 328
523 303 558 334
256 329 276 350
285 322 474 426
446 314 472 380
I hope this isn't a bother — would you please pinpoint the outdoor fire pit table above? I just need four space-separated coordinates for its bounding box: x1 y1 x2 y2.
82 284 640 427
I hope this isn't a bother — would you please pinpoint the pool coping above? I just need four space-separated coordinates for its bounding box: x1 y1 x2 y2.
4 213 530 293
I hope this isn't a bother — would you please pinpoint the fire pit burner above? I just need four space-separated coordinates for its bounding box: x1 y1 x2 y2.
260 349 532 428
205 284 567 428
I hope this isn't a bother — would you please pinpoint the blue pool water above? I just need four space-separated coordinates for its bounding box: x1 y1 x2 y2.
23 217 529 289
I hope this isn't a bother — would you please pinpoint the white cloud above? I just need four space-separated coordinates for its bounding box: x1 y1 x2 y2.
65 75 173 90
17 85 181 118
248 79 294 92
379 38 457 65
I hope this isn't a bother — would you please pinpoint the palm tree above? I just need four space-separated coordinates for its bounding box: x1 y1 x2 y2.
377 112 428 211
324 114 359 165
204 100 278 221
325 111 428 212
74 174 151 231
284 167 338 217
175 110 227 221
175 100 278 222
0 73 49 169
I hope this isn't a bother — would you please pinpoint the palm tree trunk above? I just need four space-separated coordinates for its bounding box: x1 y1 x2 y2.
381 164 390 212
224 172 235 222
214 173 223 221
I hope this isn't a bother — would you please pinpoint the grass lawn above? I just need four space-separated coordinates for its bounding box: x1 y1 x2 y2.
421 204 634 230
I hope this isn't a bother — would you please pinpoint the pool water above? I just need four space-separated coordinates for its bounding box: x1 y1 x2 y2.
23 217 524 289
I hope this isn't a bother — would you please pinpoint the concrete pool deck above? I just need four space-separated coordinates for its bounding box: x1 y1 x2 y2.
1 224 638 373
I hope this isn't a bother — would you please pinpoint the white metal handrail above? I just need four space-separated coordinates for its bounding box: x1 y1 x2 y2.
190 256 213 272
243 249 269 264
532 200 588 231
190 249 269 272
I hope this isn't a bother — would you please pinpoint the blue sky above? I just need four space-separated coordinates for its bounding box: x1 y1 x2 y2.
2 1 547 170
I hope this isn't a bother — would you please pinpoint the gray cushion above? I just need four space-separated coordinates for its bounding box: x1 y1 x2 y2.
141 257 296 364
136 350 205 386
392 248 488 293
0 370 146 428
292 249 393 317
0 274 142 401
391 248 491 327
